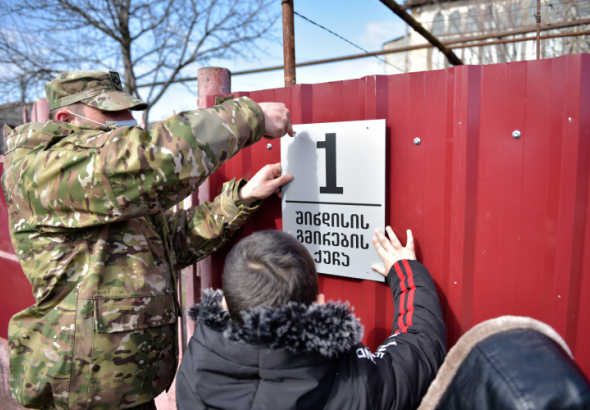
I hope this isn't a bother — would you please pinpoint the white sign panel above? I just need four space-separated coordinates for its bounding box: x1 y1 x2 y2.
281 120 386 282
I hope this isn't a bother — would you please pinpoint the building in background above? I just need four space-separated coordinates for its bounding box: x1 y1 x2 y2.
384 0 590 73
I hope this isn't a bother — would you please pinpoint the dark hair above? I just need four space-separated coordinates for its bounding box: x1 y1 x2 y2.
49 102 86 120
222 230 319 323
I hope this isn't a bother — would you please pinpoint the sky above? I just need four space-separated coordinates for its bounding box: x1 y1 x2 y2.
141 0 407 121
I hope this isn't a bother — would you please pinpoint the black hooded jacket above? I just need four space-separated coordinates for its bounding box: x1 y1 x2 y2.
176 260 446 410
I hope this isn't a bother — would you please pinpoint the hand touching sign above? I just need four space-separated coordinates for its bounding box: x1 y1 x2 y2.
371 227 416 277
259 102 294 139
239 163 293 207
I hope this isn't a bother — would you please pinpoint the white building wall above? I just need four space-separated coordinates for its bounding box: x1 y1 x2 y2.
384 0 590 74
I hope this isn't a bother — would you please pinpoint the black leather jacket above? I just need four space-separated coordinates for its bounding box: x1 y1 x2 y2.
418 316 590 410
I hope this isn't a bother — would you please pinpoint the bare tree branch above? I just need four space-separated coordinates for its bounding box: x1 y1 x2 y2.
0 0 279 122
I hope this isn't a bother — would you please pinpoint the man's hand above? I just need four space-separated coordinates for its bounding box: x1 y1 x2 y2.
259 102 293 139
238 163 293 206
371 227 416 277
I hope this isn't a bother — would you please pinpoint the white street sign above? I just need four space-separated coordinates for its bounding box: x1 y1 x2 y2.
281 120 386 282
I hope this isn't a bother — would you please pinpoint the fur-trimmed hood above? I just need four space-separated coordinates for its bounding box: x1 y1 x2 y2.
188 288 363 358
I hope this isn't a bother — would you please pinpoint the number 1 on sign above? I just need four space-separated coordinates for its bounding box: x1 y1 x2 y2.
317 133 344 194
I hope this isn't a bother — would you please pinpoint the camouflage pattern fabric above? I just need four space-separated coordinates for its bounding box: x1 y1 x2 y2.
45 71 147 111
1 97 265 409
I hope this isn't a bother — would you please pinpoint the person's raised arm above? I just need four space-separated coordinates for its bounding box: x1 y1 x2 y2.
362 228 446 409
259 102 293 139
166 163 293 267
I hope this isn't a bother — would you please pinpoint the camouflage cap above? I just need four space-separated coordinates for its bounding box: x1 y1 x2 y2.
45 70 148 111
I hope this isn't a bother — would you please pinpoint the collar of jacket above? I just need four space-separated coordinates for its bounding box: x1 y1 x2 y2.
4 120 112 154
189 289 364 358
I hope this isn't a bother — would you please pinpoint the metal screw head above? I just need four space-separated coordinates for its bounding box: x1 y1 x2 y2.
413 138 421 145
266 143 273 150
512 130 521 139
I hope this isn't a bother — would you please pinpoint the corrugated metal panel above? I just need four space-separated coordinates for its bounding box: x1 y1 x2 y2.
204 54 590 377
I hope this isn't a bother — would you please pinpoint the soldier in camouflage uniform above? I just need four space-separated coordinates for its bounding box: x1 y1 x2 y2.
1 70 293 409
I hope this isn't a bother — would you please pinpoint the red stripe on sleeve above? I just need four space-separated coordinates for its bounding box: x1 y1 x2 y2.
394 262 409 333
402 260 417 329
393 262 407 292
397 292 407 333
403 260 416 290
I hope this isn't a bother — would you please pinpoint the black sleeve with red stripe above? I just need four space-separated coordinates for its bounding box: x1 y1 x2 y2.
365 259 446 410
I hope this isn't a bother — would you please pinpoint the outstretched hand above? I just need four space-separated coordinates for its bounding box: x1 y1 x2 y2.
259 102 293 139
238 163 293 206
371 227 416 277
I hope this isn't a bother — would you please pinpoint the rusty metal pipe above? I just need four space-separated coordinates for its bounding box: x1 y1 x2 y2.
536 0 541 59
136 18 590 88
282 0 296 86
449 30 590 50
379 0 463 66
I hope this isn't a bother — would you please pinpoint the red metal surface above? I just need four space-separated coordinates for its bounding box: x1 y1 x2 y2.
202 54 590 378
0 162 35 340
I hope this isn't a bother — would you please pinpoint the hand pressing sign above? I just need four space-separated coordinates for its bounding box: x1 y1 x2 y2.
371 227 416 277
239 163 293 207
259 103 294 139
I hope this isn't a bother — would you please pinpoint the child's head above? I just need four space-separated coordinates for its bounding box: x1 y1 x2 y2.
222 230 319 322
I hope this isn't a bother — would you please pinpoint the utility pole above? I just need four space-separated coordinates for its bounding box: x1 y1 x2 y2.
282 0 296 86
379 0 463 66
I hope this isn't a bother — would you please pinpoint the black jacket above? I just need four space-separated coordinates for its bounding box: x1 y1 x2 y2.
176 260 446 410
417 316 590 410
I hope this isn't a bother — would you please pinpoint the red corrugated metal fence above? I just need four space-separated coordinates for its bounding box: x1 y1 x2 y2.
203 53 590 378
1 54 589 380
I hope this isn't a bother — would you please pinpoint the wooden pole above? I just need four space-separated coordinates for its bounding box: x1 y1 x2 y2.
282 0 296 86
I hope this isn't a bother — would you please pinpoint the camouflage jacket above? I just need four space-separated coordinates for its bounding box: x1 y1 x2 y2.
1 98 265 409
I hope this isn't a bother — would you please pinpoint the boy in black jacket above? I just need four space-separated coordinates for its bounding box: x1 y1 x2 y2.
176 227 446 410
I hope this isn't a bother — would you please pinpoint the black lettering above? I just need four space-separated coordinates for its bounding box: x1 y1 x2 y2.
314 250 321 263
351 234 360 249
361 234 369 249
313 230 321 245
304 212 312 225
314 212 321 226
304 230 312 244
342 252 350 267
351 214 359 229
361 214 369 229
340 213 349 228
341 233 349 248
332 232 340 247
333 252 341 266
296 230 303 242
322 213 330 227
296 211 303 225
323 232 332 246
323 250 331 264
331 213 340 228
317 133 344 194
